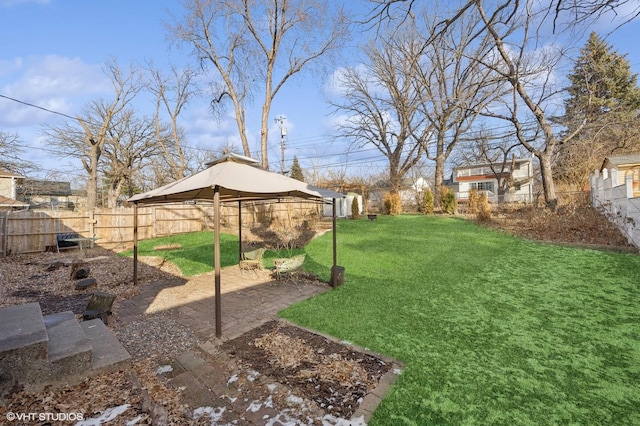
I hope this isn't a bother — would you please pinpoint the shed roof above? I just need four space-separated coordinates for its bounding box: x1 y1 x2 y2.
600 154 640 171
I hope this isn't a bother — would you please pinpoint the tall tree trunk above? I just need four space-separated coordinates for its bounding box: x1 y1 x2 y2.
537 152 557 210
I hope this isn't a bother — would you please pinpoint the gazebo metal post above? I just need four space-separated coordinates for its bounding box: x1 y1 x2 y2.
332 198 337 268
214 186 222 338
133 203 138 285
238 200 242 262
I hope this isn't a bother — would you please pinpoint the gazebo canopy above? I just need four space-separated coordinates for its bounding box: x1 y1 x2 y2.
129 152 343 204
127 153 344 338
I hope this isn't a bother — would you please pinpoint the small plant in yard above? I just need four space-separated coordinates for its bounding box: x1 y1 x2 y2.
383 192 402 215
468 188 480 214
351 197 361 219
421 189 434 214
440 186 457 214
476 192 492 222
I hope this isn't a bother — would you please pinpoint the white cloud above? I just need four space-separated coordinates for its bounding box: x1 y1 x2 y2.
0 55 108 127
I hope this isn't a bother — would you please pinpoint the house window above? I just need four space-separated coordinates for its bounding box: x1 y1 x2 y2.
471 182 494 192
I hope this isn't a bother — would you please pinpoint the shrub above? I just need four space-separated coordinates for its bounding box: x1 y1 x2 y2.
422 189 434 214
441 187 457 215
476 192 492 222
383 192 402 216
351 196 361 219
468 189 480 215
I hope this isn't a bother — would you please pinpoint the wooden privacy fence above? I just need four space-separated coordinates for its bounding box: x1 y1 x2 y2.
0 201 323 256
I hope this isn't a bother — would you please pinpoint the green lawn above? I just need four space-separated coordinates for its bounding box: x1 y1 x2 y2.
124 216 640 424
281 215 640 425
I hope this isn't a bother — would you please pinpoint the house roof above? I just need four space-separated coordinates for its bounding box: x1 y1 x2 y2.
128 154 344 205
454 157 532 171
19 180 72 196
600 154 640 171
0 194 29 208
0 170 25 179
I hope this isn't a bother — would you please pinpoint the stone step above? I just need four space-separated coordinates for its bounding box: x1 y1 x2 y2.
0 303 49 378
44 312 93 374
0 302 48 354
81 319 131 373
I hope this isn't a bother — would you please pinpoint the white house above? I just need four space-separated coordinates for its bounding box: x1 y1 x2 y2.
323 192 362 217
453 157 534 203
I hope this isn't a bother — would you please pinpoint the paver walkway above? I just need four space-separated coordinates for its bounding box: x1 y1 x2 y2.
118 265 329 341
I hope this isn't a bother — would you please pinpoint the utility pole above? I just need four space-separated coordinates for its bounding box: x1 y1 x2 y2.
275 116 287 174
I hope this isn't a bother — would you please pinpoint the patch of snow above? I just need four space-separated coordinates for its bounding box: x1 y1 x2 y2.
263 395 274 408
321 414 367 426
76 404 130 425
392 368 402 375
264 409 306 426
125 415 144 425
227 373 239 385
247 369 260 382
339 340 353 346
247 400 263 412
155 365 173 374
286 395 304 405
267 383 277 392
193 406 226 423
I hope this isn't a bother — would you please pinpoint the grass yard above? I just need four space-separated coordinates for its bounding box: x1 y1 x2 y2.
280 215 640 425
123 216 640 424
120 231 239 276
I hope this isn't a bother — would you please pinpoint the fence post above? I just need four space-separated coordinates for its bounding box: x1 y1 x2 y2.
626 173 634 199
0 211 7 257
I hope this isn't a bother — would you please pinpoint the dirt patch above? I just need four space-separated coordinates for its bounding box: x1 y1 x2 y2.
222 320 395 419
0 247 184 316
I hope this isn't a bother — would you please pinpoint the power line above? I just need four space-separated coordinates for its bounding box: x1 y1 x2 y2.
0 94 81 123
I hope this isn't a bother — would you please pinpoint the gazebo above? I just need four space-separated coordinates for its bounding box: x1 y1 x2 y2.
127 153 344 338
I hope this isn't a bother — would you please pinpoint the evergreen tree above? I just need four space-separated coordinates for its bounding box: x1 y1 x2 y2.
556 32 640 189
290 156 305 182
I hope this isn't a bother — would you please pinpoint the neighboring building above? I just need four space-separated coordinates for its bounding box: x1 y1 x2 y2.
0 171 29 210
17 179 74 210
323 192 363 218
0 170 25 200
600 154 640 197
0 194 29 210
453 157 534 203
368 177 431 212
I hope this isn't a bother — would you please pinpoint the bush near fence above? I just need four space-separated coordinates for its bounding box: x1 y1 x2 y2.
0 201 323 256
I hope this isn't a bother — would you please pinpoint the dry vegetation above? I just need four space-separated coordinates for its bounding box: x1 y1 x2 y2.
486 200 635 251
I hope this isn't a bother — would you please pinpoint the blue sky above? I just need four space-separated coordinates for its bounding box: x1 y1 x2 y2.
1 0 640 184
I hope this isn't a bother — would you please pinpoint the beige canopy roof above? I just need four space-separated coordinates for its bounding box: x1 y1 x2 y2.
128 153 343 204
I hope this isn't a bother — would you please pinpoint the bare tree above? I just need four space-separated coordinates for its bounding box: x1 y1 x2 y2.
0 131 35 175
147 64 198 181
474 1 585 209
366 0 640 37
170 0 350 169
415 7 502 207
100 110 162 208
330 27 430 196
43 59 141 210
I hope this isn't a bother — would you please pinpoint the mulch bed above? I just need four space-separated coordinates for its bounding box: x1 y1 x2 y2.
222 320 395 419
